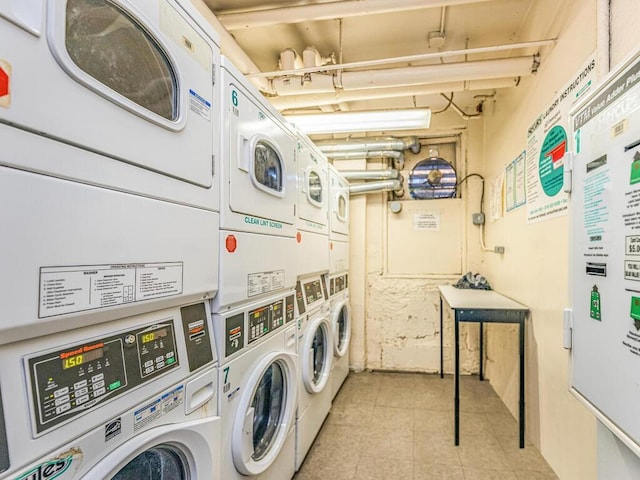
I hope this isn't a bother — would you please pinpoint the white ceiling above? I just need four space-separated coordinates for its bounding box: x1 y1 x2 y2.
200 0 560 119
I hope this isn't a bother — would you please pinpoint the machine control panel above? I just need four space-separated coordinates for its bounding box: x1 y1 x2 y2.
302 275 328 310
249 298 281 344
330 274 348 296
27 321 179 434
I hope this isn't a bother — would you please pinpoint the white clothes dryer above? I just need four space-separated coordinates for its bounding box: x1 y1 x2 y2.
294 131 329 278
328 274 352 400
211 293 298 480
0 0 222 343
213 57 297 312
294 275 332 470
0 301 219 479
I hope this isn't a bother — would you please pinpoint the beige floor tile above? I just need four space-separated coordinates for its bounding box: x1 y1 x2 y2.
414 463 465 479
326 401 375 427
414 409 452 437
456 435 512 471
414 435 462 466
354 456 413 480
356 428 414 460
375 386 417 409
513 471 559 479
462 467 518 480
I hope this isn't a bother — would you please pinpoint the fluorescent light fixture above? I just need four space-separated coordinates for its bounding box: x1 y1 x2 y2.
285 109 431 134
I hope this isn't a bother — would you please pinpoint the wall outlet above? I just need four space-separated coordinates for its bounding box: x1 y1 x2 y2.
494 246 505 254
472 212 485 225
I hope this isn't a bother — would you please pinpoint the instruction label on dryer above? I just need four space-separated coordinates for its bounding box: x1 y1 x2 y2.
247 270 285 297
39 262 183 318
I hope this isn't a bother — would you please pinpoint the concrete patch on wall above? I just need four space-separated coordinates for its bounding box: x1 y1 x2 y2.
366 275 480 374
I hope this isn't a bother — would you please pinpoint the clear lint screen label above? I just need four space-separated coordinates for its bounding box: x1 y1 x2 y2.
39 262 183 318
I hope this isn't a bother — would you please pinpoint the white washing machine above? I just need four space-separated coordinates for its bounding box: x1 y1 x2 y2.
213 57 297 312
294 130 329 277
211 292 298 480
328 166 351 399
0 0 222 343
328 273 352 400
0 385 7 477
0 301 221 479
294 274 332 470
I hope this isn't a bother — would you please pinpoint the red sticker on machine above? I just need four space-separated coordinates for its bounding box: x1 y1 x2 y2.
0 59 11 108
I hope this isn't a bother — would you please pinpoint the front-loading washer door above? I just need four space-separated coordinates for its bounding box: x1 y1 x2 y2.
302 317 332 394
332 300 352 358
84 417 220 480
232 351 297 476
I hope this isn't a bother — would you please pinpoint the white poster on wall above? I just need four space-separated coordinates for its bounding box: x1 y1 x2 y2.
413 211 441 231
488 172 504 222
506 150 527 212
526 53 597 223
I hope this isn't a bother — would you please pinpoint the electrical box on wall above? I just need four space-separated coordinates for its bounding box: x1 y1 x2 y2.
472 212 485 225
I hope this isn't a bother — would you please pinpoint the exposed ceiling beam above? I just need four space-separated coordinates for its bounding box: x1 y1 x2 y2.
216 0 494 30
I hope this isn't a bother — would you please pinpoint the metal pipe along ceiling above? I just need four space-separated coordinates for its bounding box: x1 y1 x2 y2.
349 179 403 195
341 169 400 180
271 57 535 97
269 78 518 110
325 150 404 161
316 137 420 154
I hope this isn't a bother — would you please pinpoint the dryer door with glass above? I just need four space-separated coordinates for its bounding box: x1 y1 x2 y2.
232 352 297 475
329 169 350 237
297 138 329 232
225 75 296 228
0 0 220 194
301 316 332 394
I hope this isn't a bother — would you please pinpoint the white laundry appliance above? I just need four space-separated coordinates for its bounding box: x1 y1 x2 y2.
0 0 222 343
211 292 298 480
213 57 297 312
294 274 332 470
328 165 352 399
294 130 330 277
0 385 7 476
328 273 352 400
0 300 221 480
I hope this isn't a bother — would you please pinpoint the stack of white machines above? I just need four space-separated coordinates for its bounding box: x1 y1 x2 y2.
0 1 352 478
0 1 223 479
210 56 300 480
328 165 353 400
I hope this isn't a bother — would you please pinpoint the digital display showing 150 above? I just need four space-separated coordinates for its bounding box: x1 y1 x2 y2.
61 348 104 370
140 328 168 344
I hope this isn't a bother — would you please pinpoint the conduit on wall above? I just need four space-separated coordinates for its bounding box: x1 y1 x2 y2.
341 169 401 181
317 137 420 154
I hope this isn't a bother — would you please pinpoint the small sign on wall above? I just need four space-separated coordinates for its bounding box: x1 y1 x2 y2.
413 211 440 231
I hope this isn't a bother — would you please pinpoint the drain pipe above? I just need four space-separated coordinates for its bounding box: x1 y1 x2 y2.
326 150 405 169
349 179 403 195
341 169 400 181
317 137 420 154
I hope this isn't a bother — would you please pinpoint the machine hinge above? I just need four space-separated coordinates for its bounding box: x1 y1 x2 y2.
212 154 215 176
562 151 573 194
563 307 573 349
212 64 216 85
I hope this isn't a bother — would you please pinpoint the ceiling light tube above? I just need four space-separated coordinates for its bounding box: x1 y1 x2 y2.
285 109 431 134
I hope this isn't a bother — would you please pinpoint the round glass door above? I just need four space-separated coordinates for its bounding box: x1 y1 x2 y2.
111 446 187 480
251 362 286 460
333 301 351 357
303 318 331 393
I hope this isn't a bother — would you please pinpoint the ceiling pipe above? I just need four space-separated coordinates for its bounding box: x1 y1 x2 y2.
187 0 273 93
327 150 405 169
217 0 494 30
271 57 535 98
317 137 420 154
250 40 554 79
269 77 518 110
349 179 403 195
341 169 400 181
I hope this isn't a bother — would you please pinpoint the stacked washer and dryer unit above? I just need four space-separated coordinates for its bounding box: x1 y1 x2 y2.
328 165 353 401
292 133 334 471
211 57 299 480
0 1 223 479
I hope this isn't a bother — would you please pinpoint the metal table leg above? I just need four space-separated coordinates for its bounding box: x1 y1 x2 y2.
479 321 484 381
440 295 444 378
519 315 525 448
454 310 460 446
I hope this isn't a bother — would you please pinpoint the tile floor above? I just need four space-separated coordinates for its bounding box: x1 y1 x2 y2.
294 371 559 480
